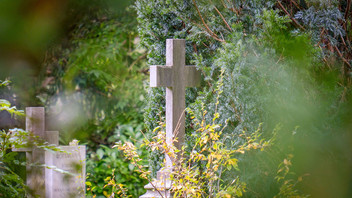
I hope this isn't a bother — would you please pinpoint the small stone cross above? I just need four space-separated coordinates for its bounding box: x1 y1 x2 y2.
12 107 85 198
12 107 59 197
150 39 201 168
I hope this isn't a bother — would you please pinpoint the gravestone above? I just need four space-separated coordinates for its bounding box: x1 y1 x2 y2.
12 107 86 198
140 39 201 197
45 146 86 198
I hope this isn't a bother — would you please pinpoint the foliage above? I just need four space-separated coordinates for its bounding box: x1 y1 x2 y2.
34 1 149 197
169 109 268 197
1 0 352 197
117 77 273 197
136 0 352 197
117 105 271 197
0 124 28 197
274 154 309 198
86 137 147 197
39 4 147 144
0 80 27 197
102 169 130 198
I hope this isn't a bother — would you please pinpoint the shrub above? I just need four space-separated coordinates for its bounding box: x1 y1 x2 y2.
136 0 352 197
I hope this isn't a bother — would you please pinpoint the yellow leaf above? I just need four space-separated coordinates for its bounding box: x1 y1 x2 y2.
283 159 291 166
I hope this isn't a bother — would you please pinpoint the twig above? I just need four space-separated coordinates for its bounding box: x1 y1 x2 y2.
289 0 301 9
219 32 225 41
345 0 351 21
192 0 225 42
220 0 228 9
340 34 347 47
137 165 165 198
217 0 239 16
277 0 305 30
214 6 232 31
318 44 331 69
129 53 147 71
202 42 210 49
334 45 352 68
275 53 284 64
179 15 213 37
192 43 198 54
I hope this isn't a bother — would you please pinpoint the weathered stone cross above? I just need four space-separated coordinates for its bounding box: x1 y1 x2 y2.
12 107 59 197
12 107 86 198
150 39 201 167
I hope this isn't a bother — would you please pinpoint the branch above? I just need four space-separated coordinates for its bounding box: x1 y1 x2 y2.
277 0 305 30
289 0 301 9
214 6 232 32
334 45 351 68
192 0 225 42
192 43 198 54
179 15 221 42
317 44 332 69
220 0 228 9
137 165 165 198
321 28 351 69
345 0 351 21
179 15 208 34
128 53 147 71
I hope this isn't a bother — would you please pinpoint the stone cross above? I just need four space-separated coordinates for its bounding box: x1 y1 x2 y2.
12 107 85 198
12 107 53 197
141 39 201 197
150 39 201 167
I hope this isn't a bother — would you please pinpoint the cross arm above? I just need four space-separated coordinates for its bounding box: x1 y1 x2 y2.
185 66 201 87
150 65 172 87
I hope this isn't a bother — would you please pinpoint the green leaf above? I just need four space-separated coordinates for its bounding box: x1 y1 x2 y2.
0 99 11 108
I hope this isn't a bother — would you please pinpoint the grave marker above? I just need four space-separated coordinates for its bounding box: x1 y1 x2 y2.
140 39 201 197
150 39 201 167
45 146 86 198
12 107 86 198
25 107 46 197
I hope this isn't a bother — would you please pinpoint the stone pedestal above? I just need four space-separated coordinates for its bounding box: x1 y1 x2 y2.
45 146 86 198
11 107 86 198
140 168 172 198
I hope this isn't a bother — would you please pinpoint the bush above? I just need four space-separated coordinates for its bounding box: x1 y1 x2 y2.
0 80 28 197
136 0 352 197
36 1 149 196
86 122 148 197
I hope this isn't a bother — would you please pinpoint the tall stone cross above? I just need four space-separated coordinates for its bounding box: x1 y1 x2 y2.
150 39 201 168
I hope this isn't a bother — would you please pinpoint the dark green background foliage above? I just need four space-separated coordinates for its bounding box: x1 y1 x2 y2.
37 1 149 196
137 0 352 197
1 0 149 197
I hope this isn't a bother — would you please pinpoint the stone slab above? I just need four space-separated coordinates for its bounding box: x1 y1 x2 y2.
45 146 86 198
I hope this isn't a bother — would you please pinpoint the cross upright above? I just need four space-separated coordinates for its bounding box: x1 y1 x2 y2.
150 39 201 168
12 107 59 197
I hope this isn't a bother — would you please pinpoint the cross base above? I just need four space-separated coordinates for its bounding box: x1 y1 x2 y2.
140 168 172 198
